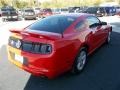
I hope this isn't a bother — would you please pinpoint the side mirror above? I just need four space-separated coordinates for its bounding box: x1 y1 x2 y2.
89 23 100 28
89 22 107 28
100 22 107 25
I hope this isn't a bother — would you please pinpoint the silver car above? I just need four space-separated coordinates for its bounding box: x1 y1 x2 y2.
23 8 37 20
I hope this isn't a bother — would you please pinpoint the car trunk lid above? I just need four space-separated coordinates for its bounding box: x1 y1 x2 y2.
10 29 62 42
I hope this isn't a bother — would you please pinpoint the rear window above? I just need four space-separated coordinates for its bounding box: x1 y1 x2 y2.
25 9 34 12
27 15 76 33
35 8 40 10
1 8 15 11
85 7 97 12
61 8 68 11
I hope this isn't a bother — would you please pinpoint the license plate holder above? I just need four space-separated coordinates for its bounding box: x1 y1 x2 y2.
15 54 24 64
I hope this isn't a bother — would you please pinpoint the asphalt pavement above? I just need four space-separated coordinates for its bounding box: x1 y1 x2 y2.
0 16 120 90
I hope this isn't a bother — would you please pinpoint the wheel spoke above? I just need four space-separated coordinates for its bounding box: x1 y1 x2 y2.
108 32 111 42
77 51 86 70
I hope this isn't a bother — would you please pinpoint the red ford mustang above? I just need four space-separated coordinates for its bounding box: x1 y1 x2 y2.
8 13 112 79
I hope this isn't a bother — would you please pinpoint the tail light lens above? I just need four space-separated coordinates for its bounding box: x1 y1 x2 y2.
22 42 52 54
40 44 52 54
9 37 52 54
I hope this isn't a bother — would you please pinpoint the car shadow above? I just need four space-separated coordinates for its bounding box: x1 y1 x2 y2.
23 31 120 90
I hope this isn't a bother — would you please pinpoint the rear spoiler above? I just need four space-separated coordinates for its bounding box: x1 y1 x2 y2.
10 29 22 34
9 29 57 40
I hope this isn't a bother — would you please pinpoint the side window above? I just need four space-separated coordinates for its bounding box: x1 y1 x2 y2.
75 20 85 31
86 16 100 27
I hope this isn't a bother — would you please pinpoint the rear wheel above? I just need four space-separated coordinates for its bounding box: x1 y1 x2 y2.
72 48 87 74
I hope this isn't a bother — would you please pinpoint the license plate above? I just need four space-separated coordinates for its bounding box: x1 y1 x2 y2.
13 16 18 18
29 13 33 15
15 54 24 64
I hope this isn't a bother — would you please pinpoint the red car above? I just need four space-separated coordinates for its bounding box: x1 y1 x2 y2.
8 13 112 79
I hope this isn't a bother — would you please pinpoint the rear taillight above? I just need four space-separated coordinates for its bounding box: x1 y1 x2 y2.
9 37 52 54
40 44 52 54
22 43 52 54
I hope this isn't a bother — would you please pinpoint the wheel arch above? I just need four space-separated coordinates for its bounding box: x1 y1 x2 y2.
80 43 89 54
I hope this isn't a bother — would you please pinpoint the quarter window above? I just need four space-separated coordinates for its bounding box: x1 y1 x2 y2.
86 16 100 27
75 20 85 31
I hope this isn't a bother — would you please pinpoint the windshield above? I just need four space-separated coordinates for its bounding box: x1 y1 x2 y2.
27 15 76 33
61 8 68 11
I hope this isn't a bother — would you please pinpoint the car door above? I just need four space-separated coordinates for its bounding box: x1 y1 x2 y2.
86 16 103 50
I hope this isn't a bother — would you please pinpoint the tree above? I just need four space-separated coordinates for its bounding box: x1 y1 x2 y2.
93 0 102 6
14 0 21 8
105 0 114 2
41 1 51 8
0 0 8 7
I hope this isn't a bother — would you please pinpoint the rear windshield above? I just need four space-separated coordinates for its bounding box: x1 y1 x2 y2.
1 8 15 11
61 9 68 11
27 15 76 33
87 7 97 11
35 8 40 10
25 9 34 12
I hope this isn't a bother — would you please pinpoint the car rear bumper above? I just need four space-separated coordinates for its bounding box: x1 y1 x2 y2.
2 15 18 20
7 45 61 79
96 13 105 17
24 15 36 19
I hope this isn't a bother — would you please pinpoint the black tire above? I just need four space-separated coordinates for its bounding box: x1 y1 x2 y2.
71 47 87 74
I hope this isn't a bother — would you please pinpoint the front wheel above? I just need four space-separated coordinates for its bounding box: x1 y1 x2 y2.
106 32 111 44
72 48 87 74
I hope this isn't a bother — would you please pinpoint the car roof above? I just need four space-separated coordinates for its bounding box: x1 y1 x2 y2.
57 13 93 18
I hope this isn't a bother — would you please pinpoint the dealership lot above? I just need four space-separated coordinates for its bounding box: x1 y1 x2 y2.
0 16 120 90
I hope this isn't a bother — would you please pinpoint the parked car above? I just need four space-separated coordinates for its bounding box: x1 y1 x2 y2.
38 8 53 18
83 6 106 17
1 6 18 21
52 8 61 14
60 8 69 13
115 6 120 15
34 7 41 16
8 13 112 79
22 8 37 20
69 6 88 13
104 6 116 16
69 7 80 13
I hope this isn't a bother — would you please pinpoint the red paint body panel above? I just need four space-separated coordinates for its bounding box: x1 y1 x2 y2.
8 14 112 79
